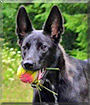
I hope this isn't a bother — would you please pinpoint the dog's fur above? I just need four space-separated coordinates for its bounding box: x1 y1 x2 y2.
16 5 88 103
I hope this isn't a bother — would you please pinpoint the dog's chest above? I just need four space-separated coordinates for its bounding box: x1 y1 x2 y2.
40 79 72 103
40 79 58 103
40 74 79 103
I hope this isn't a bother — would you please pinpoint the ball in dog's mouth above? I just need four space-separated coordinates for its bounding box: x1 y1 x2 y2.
17 65 46 83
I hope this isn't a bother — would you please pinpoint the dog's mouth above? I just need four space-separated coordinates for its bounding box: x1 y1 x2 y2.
20 61 59 85
19 65 47 84
21 62 47 80
37 68 46 80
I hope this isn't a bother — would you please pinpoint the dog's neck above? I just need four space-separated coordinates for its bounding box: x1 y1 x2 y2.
50 44 66 70
40 45 73 102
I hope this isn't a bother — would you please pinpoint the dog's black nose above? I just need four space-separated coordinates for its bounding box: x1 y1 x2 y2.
23 61 33 70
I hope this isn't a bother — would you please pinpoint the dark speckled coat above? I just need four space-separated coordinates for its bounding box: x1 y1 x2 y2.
16 5 89 104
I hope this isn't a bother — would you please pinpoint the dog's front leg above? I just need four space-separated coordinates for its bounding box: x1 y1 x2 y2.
33 89 40 104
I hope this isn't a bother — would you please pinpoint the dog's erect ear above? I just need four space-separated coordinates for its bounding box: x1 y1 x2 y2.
43 6 64 43
16 6 33 46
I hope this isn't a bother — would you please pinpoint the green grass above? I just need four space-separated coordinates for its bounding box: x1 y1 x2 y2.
2 75 33 102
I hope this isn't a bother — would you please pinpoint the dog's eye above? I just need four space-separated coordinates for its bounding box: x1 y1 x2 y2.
41 45 47 51
22 43 30 50
26 43 30 49
22 46 27 50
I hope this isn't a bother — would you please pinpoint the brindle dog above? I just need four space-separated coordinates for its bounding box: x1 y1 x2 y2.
16 5 88 104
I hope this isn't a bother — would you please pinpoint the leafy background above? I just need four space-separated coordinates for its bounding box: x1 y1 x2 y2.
2 3 88 102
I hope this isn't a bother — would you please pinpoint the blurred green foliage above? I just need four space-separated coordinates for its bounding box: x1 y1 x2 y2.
2 3 88 102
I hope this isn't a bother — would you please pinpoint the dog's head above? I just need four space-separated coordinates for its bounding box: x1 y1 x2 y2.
16 5 64 71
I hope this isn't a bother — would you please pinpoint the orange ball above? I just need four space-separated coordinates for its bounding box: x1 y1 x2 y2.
17 65 38 83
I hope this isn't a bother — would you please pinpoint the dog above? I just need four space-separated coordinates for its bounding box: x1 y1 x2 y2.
16 5 88 104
